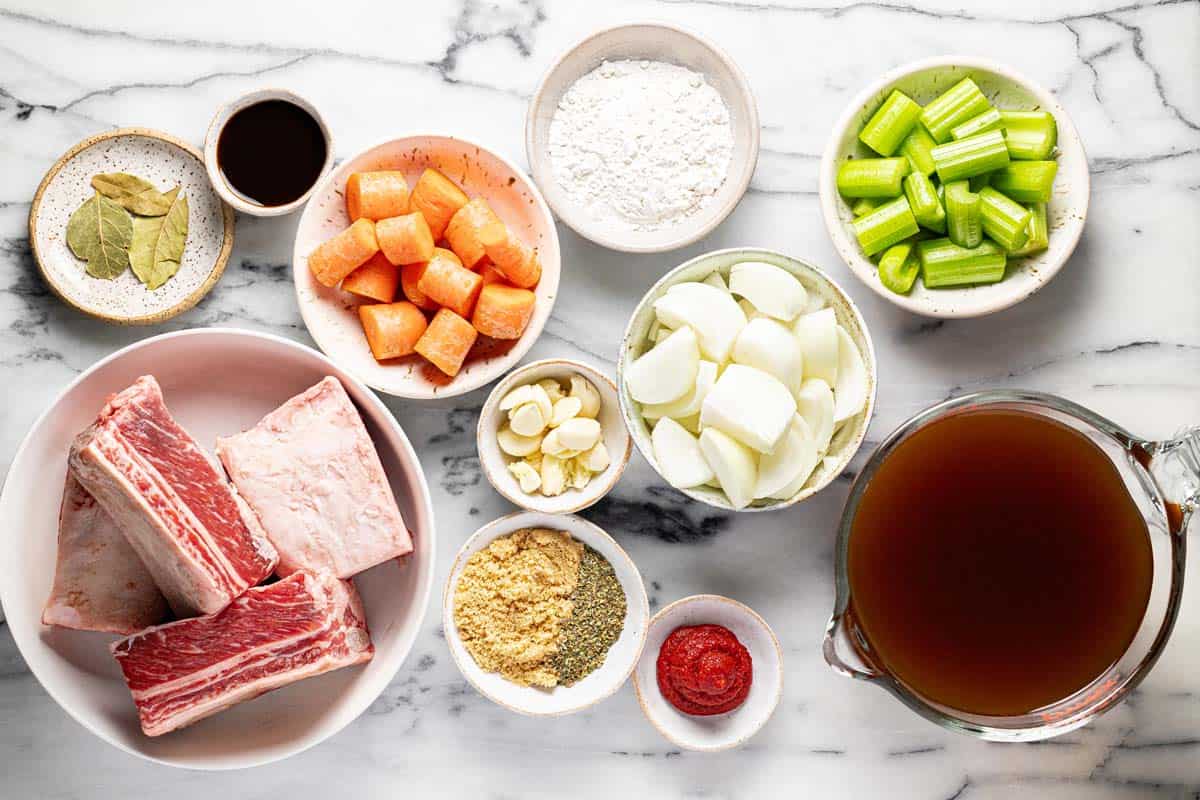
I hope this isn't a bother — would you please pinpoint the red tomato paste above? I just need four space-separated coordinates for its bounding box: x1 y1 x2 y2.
656 624 752 715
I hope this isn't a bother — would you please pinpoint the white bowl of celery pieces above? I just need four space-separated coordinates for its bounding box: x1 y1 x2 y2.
820 56 1089 318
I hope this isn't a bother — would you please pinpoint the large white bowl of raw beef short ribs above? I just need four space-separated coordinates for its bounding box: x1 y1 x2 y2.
0 328 436 770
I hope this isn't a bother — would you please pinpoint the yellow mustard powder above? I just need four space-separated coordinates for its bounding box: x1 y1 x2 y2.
453 527 583 687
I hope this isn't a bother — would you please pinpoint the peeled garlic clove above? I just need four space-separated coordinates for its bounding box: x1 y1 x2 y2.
568 460 592 489
527 384 554 423
537 378 565 403
550 396 583 427
556 417 601 452
508 461 542 493
579 441 610 473
541 428 567 455
509 403 546 437
540 455 567 496
569 374 601 419
499 384 534 412
497 425 542 457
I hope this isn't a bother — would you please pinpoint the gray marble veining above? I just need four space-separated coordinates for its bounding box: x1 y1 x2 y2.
1 0 1199 797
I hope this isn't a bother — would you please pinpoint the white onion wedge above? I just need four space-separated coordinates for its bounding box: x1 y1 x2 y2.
738 297 768 321
626 326 699 404
653 282 746 363
652 417 714 489
792 307 839 387
642 360 718 420
833 326 868 423
757 415 821 500
728 261 808 322
795 378 835 455
700 364 797 454
698 428 759 509
731 318 803 398
702 271 727 290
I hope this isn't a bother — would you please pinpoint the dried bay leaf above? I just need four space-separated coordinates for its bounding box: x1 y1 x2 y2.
129 188 188 289
91 172 176 216
65 191 133 279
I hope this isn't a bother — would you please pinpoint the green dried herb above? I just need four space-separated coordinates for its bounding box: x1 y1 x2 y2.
128 188 188 289
65 191 133 279
552 546 626 686
91 172 177 216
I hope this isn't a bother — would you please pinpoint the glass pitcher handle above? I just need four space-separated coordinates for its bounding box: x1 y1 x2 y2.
1146 426 1200 532
822 612 883 682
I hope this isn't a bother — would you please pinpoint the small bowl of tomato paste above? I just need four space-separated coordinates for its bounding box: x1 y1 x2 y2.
632 594 783 751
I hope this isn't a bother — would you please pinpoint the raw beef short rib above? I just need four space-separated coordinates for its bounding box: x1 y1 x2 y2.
217 376 412 579
42 472 168 635
111 570 373 737
70 376 277 617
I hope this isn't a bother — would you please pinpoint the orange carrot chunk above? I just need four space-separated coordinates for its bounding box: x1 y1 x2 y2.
477 260 507 286
417 249 484 318
415 308 477 377
479 223 541 289
359 301 428 360
308 218 379 288
410 168 469 240
445 197 501 269
346 171 410 222
377 212 435 266
400 263 437 311
471 284 536 340
341 252 399 303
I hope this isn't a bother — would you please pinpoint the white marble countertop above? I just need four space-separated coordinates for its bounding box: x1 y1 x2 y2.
2 0 1199 797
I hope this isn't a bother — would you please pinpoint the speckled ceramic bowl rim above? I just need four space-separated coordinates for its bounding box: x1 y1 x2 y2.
476 358 633 514
617 247 878 512
203 88 334 217
524 21 760 253
632 593 784 752
27 127 235 325
819 55 1090 318
291 132 562 400
442 510 650 717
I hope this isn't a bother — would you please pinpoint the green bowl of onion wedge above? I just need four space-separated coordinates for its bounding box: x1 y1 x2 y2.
819 56 1088 318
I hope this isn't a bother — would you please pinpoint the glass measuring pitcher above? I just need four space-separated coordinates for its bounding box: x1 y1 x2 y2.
824 390 1197 741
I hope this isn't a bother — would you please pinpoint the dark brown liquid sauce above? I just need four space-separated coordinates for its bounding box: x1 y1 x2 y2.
217 100 326 207
848 409 1152 717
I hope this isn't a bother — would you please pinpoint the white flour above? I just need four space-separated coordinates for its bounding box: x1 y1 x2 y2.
547 60 734 233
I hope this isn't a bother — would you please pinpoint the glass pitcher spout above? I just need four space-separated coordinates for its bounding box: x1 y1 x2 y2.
1143 427 1200 533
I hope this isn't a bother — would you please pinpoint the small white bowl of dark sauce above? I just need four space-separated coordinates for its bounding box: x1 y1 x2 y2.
204 88 333 217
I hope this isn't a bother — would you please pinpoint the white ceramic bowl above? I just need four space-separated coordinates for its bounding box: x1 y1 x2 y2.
293 135 561 399
617 248 877 512
633 594 783 752
204 88 334 217
526 22 759 253
0 328 436 770
820 56 1089 318
443 511 649 716
477 358 632 514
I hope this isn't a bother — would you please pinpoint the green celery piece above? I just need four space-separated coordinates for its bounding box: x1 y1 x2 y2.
878 241 920 294
918 238 1007 288
852 196 920 256
978 186 1032 251
944 180 983 249
919 77 992 143
968 172 992 192
903 171 946 233
951 107 1004 140
899 125 937 175
1010 202 1049 257
837 158 910 198
989 160 1058 203
859 90 923 156
851 197 884 217
999 110 1057 160
932 130 1010 182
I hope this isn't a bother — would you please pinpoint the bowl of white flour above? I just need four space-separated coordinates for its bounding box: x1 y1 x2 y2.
526 23 759 253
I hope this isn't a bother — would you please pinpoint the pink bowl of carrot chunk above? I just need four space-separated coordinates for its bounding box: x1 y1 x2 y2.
293 135 561 399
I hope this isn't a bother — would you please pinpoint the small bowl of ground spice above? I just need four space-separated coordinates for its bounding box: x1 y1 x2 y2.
633 594 783 751
444 510 650 716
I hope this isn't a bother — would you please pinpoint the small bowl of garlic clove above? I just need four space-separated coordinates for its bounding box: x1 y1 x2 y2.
477 358 632 514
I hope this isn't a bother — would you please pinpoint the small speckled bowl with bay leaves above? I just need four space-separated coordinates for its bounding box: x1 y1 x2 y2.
29 128 234 325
